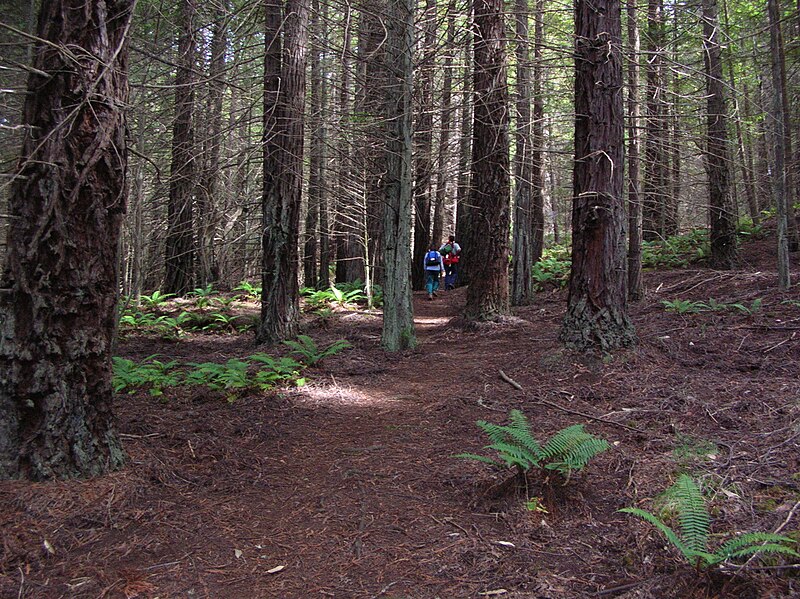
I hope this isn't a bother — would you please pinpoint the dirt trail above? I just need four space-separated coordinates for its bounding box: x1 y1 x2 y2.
2 246 799 598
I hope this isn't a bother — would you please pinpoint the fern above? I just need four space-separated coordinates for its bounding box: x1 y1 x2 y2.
456 410 608 479
283 334 351 366
619 474 799 569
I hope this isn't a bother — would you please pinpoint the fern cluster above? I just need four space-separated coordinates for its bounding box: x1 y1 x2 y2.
113 335 350 399
620 474 799 569
454 409 610 478
282 334 352 366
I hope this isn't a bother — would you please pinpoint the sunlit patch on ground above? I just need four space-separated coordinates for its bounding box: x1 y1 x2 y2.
289 381 403 408
415 316 450 328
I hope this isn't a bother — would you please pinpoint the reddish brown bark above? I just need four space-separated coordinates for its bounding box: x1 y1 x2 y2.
464 0 511 321
258 0 309 343
0 0 133 479
164 0 197 295
561 0 635 351
703 0 737 269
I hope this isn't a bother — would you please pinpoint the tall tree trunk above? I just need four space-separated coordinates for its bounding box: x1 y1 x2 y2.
382 0 417 352
455 33 473 284
333 9 358 283
703 0 737 269
627 0 643 301
464 0 511 321
411 0 438 290
531 0 545 262
432 2 457 247
197 3 228 287
0 0 133 480
165 0 197 295
665 3 680 236
511 0 534 306
642 0 666 241
561 0 635 351
258 0 309 343
768 0 791 288
305 0 324 288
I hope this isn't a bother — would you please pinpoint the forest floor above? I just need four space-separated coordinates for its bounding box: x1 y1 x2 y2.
1 236 800 599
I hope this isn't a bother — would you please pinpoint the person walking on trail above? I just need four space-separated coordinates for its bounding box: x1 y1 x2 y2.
424 243 445 300
439 235 461 291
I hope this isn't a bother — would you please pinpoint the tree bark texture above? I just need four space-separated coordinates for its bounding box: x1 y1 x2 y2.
455 34 473 284
197 4 227 287
382 0 417 352
703 0 737 270
411 0 438 291
464 0 511 321
432 3 457 249
305 0 324 288
511 0 534 306
164 0 197 295
258 0 309 343
0 0 133 479
768 0 791 288
642 0 666 241
626 0 643 301
561 0 635 352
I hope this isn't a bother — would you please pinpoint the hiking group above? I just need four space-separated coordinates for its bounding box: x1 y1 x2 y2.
424 235 462 300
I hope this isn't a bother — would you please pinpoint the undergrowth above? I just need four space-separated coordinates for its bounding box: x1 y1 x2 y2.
454 409 610 481
113 335 350 400
619 474 798 570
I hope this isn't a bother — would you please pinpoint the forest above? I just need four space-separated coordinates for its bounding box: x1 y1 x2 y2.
0 0 799 596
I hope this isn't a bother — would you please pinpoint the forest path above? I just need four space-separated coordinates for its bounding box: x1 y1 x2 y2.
3 240 799 599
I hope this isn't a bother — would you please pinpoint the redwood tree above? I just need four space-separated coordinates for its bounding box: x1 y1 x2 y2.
257 0 309 343
464 0 512 321
0 0 133 479
703 0 737 270
164 0 197 295
561 0 635 351
382 0 417 351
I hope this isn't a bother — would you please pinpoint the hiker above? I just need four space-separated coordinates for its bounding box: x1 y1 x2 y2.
439 235 461 290
423 243 445 300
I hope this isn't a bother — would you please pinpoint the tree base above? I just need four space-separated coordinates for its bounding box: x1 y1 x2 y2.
560 299 636 352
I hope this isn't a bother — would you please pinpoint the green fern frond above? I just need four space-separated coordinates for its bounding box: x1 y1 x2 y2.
716 544 800 563
619 507 692 558
475 420 515 445
545 437 610 475
464 413 608 479
672 474 710 554
485 442 538 470
540 424 609 475
714 532 799 562
541 424 589 459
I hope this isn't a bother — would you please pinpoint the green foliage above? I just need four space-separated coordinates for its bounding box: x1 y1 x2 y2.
282 334 352 366
112 351 312 400
661 298 763 316
185 358 250 399
304 284 366 309
642 229 709 269
234 280 262 300
189 284 217 308
213 295 238 312
736 218 765 239
112 355 181 396
661 299 706 314
531 246 571 289
454 409 610 479
248 354 305 389
619 474 799 569
672 434 719 466
138 290 175 311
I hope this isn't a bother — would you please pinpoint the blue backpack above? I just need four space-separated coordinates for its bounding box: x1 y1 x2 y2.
425 251 439 267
